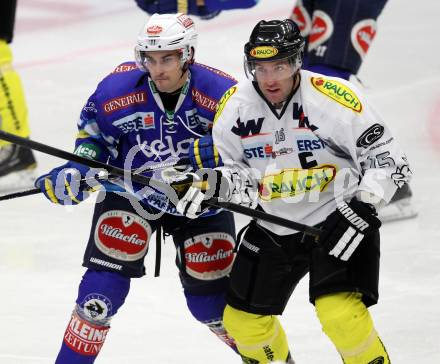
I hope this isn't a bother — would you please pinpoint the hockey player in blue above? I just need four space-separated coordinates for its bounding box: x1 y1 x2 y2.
35 13 238 363
135 0 259 20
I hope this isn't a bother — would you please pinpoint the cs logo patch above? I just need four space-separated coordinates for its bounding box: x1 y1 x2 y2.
356 124 384 148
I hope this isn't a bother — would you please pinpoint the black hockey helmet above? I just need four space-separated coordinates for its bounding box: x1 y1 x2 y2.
244 19 305 79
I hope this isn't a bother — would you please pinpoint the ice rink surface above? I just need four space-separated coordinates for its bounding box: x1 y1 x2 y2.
1 0 440 363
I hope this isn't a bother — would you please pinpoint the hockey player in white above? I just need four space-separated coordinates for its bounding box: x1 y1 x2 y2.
289 0 416 222
171 19 411 363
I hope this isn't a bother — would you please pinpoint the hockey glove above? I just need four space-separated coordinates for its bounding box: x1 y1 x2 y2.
172 166 258 219
188 134 223 170
35 161 106 205
320 198 381 261
160 165 208 218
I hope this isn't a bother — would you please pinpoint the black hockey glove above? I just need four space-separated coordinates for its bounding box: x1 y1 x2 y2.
320 198 381 261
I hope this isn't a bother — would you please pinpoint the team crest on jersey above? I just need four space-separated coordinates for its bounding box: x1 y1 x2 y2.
311 77 362 112
94 210 151 262
183 232 235 280
291 1 312 36
258 164 337 201
308 10 334 51
214 86 237 123
351 19 377 59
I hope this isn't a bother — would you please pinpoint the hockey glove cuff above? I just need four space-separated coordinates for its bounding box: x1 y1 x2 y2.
320 197 381 261
188 134 223 170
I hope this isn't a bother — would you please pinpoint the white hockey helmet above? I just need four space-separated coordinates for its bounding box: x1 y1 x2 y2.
135 13 198 72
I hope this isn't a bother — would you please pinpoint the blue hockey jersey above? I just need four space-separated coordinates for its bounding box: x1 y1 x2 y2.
74 62 236 214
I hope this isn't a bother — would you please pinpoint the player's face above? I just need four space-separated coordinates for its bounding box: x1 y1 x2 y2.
144 50 186 93
254 60 295 105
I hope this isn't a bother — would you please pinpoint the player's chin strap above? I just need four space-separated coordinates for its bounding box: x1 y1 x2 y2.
0 130 322 238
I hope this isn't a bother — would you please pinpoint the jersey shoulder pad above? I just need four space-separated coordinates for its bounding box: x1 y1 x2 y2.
191 63 237 97
214 84 240 122
192 62 237 82
97 61 146 98
304 70 364 113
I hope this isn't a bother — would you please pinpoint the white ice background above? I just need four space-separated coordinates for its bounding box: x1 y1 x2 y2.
1 1 440 363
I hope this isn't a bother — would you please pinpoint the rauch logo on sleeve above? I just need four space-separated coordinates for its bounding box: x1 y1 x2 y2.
311 77 362 112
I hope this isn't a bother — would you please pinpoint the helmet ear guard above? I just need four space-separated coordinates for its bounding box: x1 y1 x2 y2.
135 13 198 72
243 19 305 80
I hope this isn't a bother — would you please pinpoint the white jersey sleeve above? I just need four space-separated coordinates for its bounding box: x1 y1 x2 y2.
302 73 412 205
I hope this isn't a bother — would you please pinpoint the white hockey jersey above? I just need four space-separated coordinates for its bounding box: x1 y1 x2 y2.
213 70 412 235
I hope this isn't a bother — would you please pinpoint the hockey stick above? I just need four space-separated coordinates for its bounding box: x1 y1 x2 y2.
0 188 42 201
0 157 190 202
0 131 322 237
0 176 120 202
